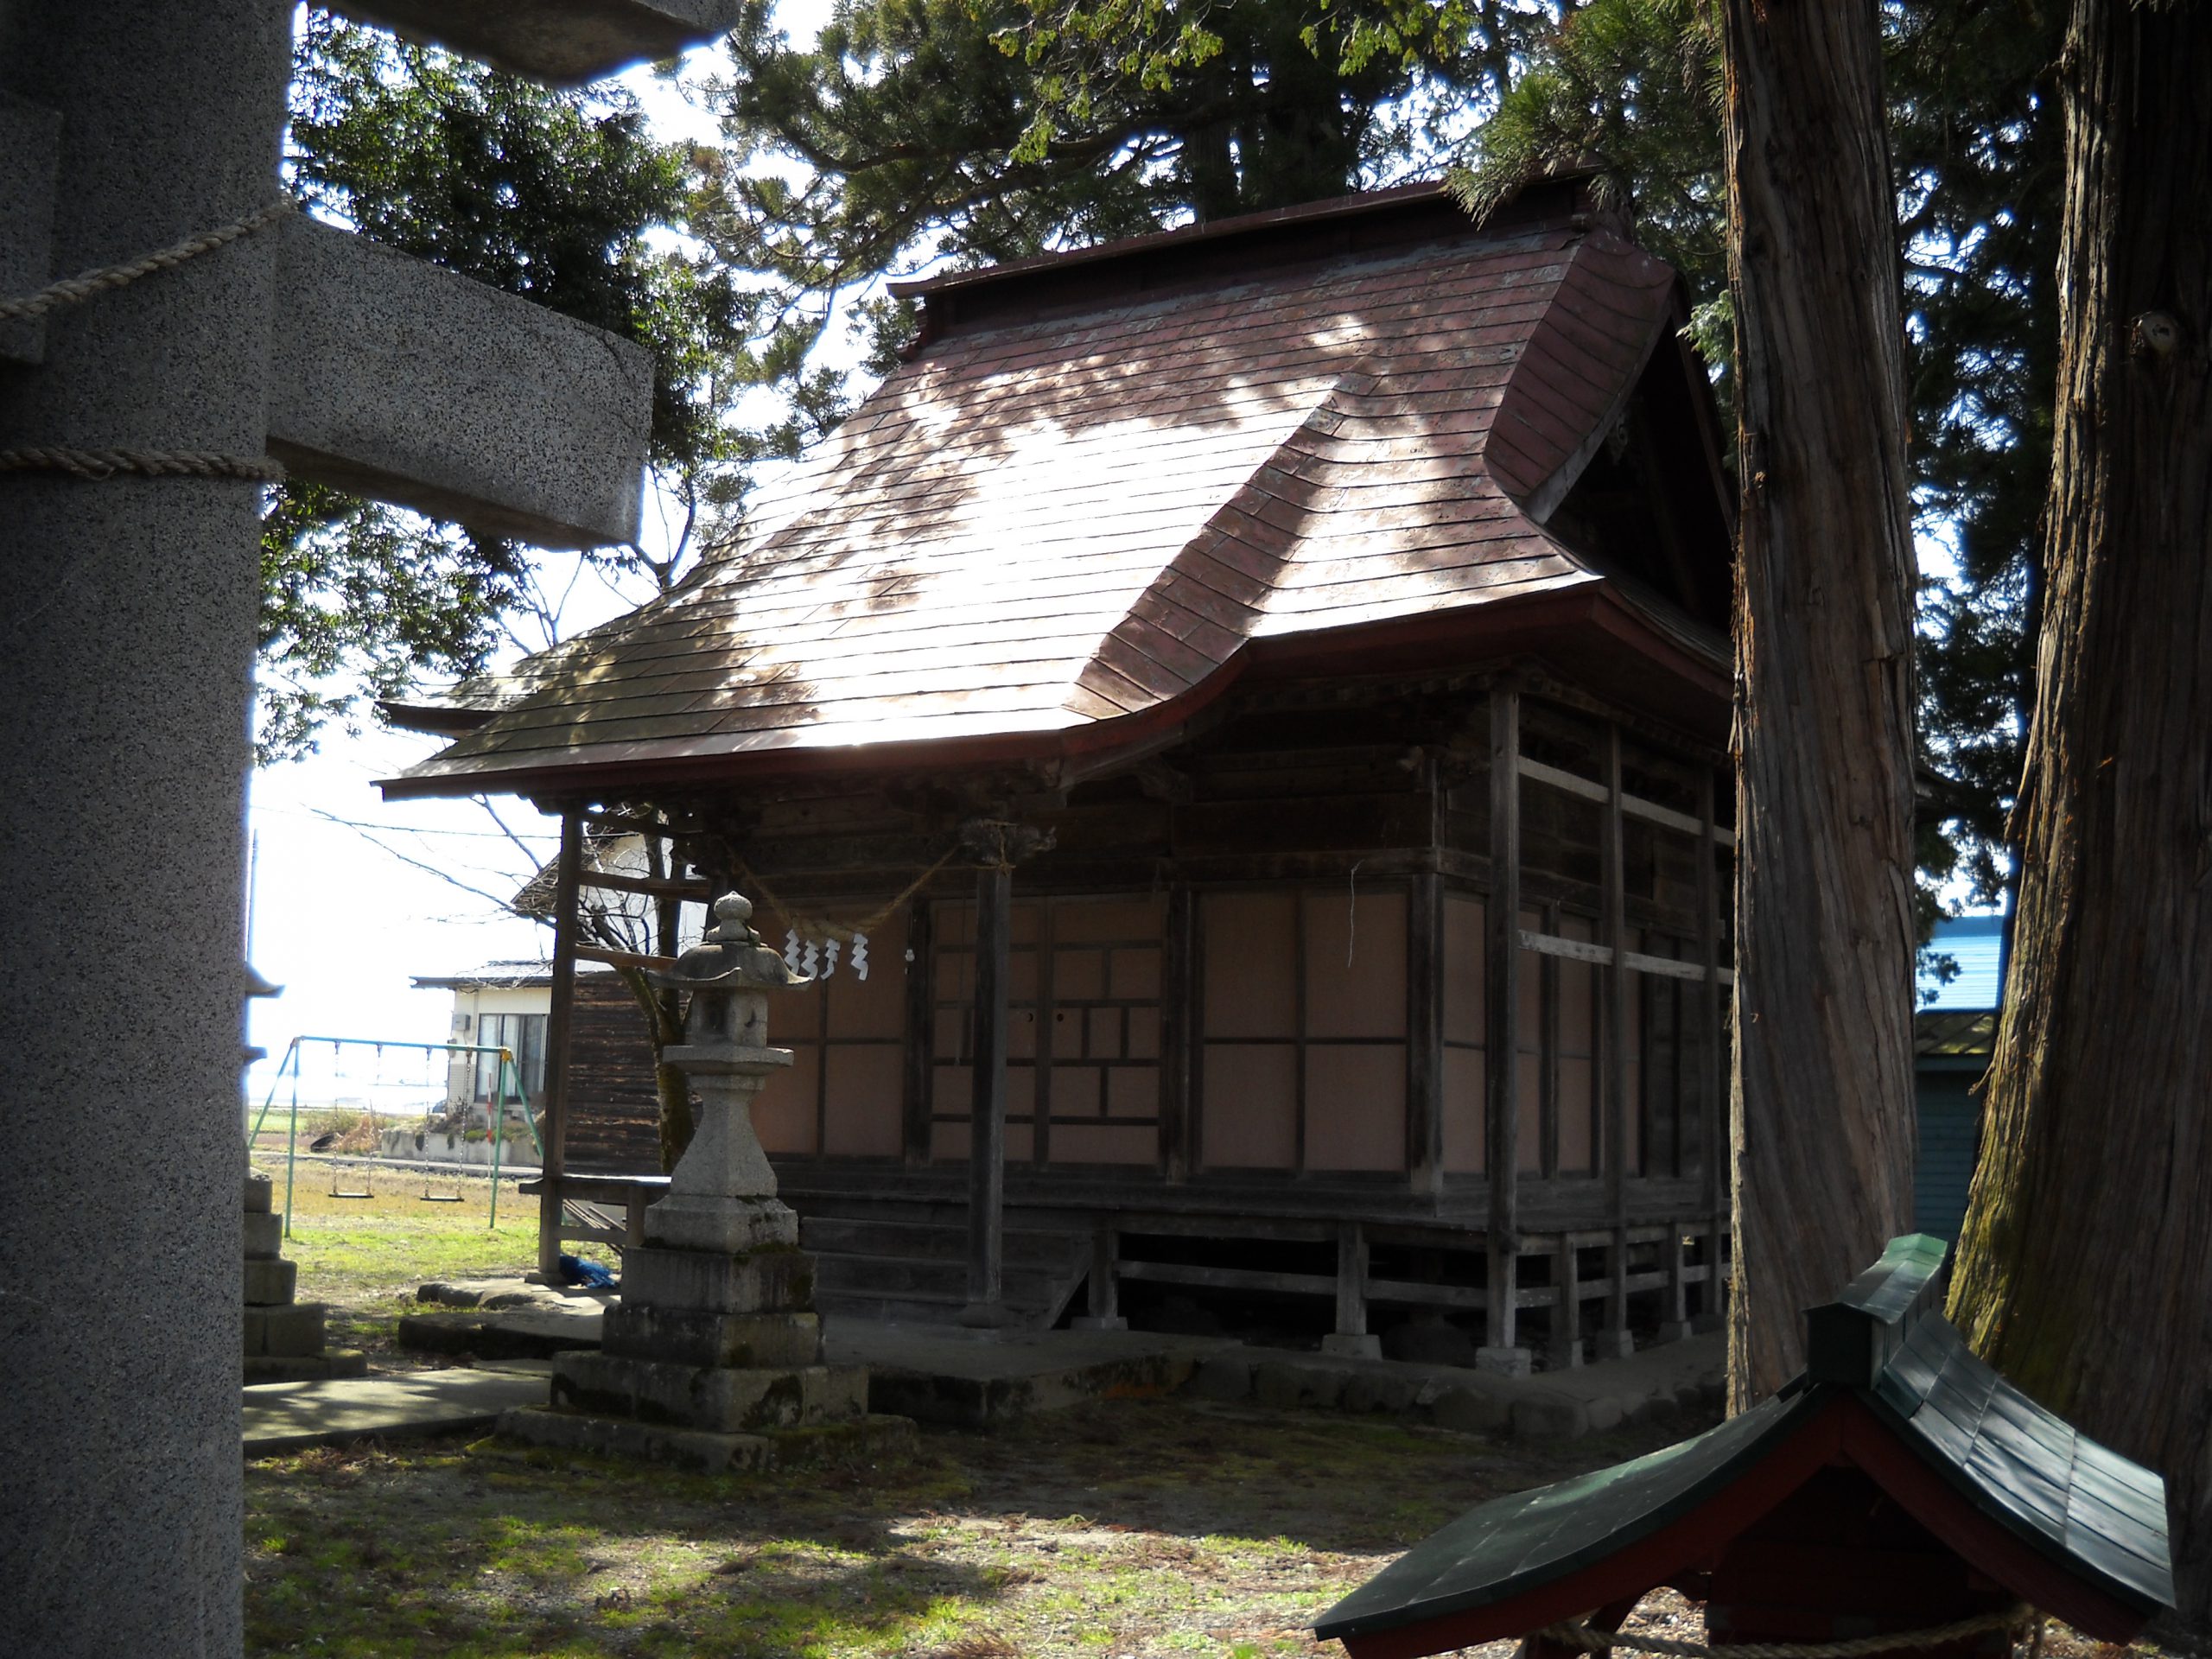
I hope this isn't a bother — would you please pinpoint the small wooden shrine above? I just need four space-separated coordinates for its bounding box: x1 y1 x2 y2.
1314 1236 2174 1659
385 175 1738 1370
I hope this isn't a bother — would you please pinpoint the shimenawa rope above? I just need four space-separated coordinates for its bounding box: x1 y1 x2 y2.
738 849 958 947
1 199 293 482
0 198 292 323
0 446 283 482
1531 1605 2037 1659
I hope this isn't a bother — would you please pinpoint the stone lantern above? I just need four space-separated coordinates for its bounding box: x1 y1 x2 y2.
502 892 911 1471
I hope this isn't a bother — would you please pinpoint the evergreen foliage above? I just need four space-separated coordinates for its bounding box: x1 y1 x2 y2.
1455 0 2063 911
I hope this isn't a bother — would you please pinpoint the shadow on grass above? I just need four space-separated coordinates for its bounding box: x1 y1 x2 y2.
244 1396 1710 1657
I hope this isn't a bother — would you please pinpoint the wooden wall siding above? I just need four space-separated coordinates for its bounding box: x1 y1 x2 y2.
559 976 664 1174
931 894 1166 1168
753 905 910 1160
1196 887 1410 1173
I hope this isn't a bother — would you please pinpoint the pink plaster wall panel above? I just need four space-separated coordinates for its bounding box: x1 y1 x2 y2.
754 1043 819 1156
1442 1045 1485 1173
1201 1043 1298 1168
823 1045 901 1157
1051 1122 1154 1165
1304 889 1408 1039
1107 1066 1160 1119
1202 893 1298 1038
1109 946 1162 1001
1304 1044 1408 1172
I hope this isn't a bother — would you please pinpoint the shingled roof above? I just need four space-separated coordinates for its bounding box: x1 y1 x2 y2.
385 181 1724 801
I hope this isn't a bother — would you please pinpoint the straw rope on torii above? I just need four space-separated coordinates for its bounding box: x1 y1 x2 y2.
1 198 294 481
1519 1605 2041 1659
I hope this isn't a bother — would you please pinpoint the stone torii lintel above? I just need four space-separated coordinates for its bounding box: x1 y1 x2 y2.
270 214 653 548
338 0 744 85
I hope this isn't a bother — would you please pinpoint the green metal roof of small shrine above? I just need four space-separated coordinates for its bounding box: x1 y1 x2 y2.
1315 1236 2172 1650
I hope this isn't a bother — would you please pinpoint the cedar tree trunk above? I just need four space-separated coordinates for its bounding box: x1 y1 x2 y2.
1947 0 2212 1627
1719 0 1921 1408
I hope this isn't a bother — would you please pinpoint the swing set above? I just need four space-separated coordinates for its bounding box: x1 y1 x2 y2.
247 1035 545 1238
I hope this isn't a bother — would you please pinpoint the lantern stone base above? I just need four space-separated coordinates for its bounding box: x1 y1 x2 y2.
505 1231 911 1471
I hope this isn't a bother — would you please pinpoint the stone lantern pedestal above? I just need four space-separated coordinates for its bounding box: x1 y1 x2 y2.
501 894 912 1471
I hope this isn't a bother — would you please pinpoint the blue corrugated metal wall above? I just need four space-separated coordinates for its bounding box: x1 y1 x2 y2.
1914 1069 1981 1241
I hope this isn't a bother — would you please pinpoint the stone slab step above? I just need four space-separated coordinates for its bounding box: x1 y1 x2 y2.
245 1349 367 1385
243 1368 550 1455
398 1304 605 1361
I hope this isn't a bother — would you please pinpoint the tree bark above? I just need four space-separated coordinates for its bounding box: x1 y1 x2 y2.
1719 0 1921 1408
1948 0 2212 1628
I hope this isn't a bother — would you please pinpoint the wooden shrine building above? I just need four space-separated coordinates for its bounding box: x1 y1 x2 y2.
384 176 1738 1372
1313 1236 2173 1657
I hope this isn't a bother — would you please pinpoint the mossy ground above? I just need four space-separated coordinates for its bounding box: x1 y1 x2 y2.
247 1398 1714 1658
243 1166 2162 1659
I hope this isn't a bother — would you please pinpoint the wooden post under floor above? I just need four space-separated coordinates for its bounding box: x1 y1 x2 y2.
963 860 1013 1324
1324 1222 1379 1357
1072 1214 1126 1330
1551 1234 1583 1368
1483 685 1529 1373
1598 723 1636 1358
536 810 582 1280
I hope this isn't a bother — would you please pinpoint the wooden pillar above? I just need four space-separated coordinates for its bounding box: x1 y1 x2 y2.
1596 724 1636 1359
536 810 582 1279
1550 1234 1583 1368
1323 1222 1380 1357
1697 766 1727 1328
1160 883 1196 1183
1407 871 1444 1196
1072 1214 1126 1330
900 896 935 1168
1482 685 1530 1373
1538 900 1560 1179
963 859 1013 1323
1659 1217 1696 1342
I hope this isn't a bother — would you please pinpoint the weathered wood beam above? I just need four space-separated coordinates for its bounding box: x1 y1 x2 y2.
575 868 712 900
1598 723 1636 1360
900 898 934 1169
1323 1223 1380 1357
1482 686 1529 1373
1517 754 1737 847
1407 872 1444 1196
1550 1235 1583 1368
963 857 1014 1325
1072 1215 1126 1330
574 944 680 974
1516 927 1738 987
1160 885 1197 1183
537 812 583 1279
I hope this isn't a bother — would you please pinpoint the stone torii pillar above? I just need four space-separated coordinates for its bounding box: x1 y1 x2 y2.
0 5 733 1655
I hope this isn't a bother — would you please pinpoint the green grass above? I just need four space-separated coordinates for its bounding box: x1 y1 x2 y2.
246 1395 1714 1658
244 1160 1713 1657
